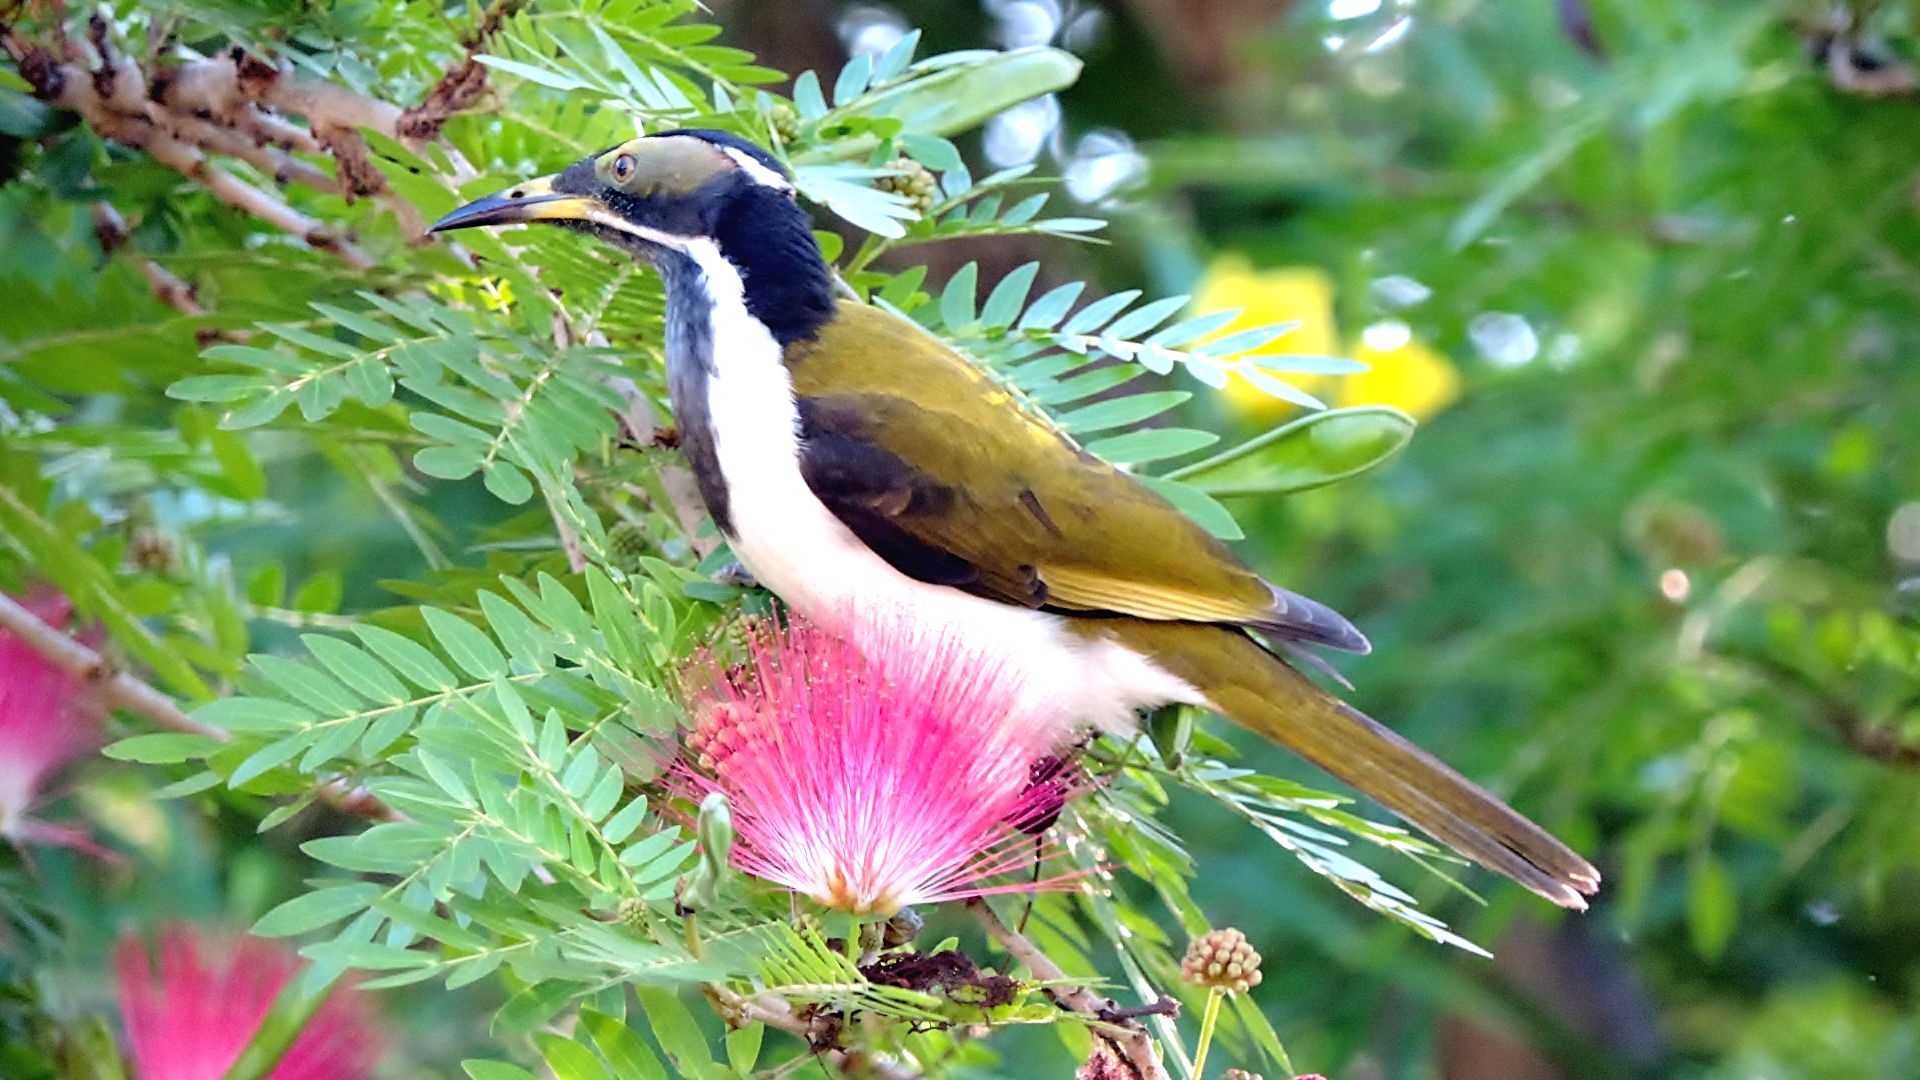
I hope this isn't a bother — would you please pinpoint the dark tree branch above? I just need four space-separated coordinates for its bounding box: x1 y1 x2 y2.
967 899 1173 1080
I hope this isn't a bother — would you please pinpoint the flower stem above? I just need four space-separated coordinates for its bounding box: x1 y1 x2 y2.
219 971 336 1080
684 912 704 959
843 916 866 966
1190 990 1223 1080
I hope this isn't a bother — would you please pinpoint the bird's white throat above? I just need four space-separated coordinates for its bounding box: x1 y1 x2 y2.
662 239 1202 739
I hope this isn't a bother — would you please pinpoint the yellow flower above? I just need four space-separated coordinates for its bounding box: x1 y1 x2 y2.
1188 255 1462 422
1342 321 1461 421
1188 257 1338 418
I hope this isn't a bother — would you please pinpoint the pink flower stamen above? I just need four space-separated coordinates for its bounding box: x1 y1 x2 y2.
114 925 383 1080
678 611 1086 916
0 589 105 846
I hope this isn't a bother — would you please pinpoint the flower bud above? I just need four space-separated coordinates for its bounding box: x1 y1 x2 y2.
682 791 735 911
767 102 801 143
876 157 939 216
882 906 924 948
1180 927 1264 994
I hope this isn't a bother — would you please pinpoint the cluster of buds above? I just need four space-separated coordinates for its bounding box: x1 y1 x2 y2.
128 525 181 575
876 157 940 216
684 700 759 772
767 101 801 143
1181 927 1264 995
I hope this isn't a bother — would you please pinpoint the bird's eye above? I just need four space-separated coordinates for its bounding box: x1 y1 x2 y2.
612 154 636 183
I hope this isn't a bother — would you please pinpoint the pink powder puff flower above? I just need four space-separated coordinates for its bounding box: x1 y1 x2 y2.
114 925 384 1080
0 588 106 850
679 611 1085 916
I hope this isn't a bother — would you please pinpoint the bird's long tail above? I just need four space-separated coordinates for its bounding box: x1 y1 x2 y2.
1109 621 1601 909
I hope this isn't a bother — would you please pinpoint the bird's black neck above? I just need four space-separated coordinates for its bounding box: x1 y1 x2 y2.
654 250 733 536
712 186 835 348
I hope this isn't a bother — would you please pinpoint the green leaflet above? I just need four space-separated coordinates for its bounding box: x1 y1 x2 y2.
1166 406 1417 497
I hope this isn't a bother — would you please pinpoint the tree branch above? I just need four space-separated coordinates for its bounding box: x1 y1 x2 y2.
1 28 374 267
91 203 205 317
0 591 213 738
707 986 921 1079
967 899 1173 1080
0 591 394 820
1732 652 1920 769
5 11 719 546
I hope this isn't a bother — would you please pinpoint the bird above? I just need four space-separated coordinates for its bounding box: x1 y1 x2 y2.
430 128 1600 909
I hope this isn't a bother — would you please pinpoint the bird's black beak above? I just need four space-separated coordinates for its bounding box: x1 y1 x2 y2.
429 174 601 233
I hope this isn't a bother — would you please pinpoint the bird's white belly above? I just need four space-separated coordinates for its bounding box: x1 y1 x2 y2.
693 263 1196 739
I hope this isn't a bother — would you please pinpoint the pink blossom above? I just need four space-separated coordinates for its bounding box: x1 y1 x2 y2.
679 612 1083 916
0 589 104 847
114 925 384 1080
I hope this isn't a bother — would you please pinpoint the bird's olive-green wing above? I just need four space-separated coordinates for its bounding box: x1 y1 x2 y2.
786 302 1366 651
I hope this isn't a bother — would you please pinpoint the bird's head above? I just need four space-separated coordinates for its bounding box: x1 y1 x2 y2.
431 129 833 342
431 128 797 251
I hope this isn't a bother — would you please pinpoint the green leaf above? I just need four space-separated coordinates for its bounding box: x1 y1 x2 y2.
474 54 589 91
492 980 585 1037
1103 295 1188 340
252 654 362 715
581 1009 668 1080
483 459 534 504
167 374 264 402
254 883 379 937
303 635 407 704
463 1062 540 1080
725 1024 764 1074
421 608 508 680
292 570 343 614
1138 476 1243 540
792 69 828 119
1020 282 1086 330
309 302 404 345
352 625 458 692
582 766 625 821
192 687 309 730
414 445 481 482
1690 855 1737 960
981 262 1040 330
632 987 716 1073
102 732 226 764
619 827 684 868
602 796 651 844
1063 289 1141 335
229 735 309 787
153 771 222 800
939 263 979 330
874 29 922 79
832 52 873 107
1086 427 1218 465
534 1034 615 1080
1164 406 1415 497
797 47 1083 163
1058 392 1190 435
210 428 267 500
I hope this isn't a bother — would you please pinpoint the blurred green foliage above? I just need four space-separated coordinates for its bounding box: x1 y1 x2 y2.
2 0 1918 1077
1055 0 1920 1075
